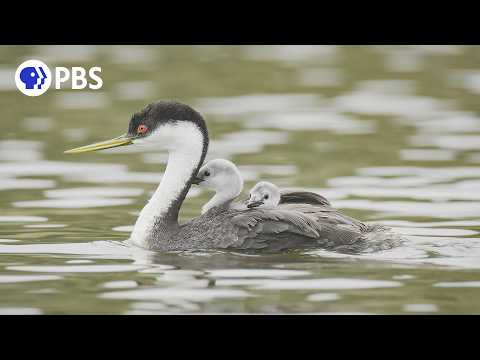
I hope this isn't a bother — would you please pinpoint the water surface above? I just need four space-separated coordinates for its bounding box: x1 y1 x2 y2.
1 45 480 314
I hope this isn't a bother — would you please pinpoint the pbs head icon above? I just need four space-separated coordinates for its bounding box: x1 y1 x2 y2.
15 59 52 96
15 59 102 96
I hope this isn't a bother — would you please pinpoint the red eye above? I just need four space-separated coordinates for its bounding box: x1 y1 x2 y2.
137 124 148 134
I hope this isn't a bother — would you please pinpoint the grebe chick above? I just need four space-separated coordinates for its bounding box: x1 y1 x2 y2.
192 159 243 214
246 181 281 209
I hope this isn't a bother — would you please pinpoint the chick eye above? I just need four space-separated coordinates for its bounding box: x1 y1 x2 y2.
204 170 210 177
137 124 148 134
264 194 269 200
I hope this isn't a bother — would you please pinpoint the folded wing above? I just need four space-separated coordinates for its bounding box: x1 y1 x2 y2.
280 190 331 206
222 203 369 251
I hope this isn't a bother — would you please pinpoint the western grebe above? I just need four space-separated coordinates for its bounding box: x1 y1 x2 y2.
65 100 398 252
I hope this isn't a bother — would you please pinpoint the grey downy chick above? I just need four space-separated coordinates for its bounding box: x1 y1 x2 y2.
193 159 331 213
245 181 281 209
192 159 244 214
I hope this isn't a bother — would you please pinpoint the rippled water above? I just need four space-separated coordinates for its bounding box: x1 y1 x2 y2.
2 45 480 314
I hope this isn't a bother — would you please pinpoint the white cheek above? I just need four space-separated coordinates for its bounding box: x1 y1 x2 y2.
198 179 210 188
214 176 232 191
133 127 174 149
206 178 221 190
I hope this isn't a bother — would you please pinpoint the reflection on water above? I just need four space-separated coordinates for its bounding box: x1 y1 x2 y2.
1 45 480 314
403 303 438 313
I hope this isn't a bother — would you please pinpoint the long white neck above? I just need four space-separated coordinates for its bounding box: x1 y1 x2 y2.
129 123 205 248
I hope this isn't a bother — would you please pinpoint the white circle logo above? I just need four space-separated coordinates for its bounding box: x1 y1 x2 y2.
15 59 52 96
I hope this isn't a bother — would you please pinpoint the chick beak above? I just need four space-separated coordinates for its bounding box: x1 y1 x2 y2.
191 176 204 185
246 200 264 209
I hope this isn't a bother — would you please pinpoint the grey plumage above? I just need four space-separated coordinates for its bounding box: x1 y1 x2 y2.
66 100 401 254
150 202 401 253
280 190 331 206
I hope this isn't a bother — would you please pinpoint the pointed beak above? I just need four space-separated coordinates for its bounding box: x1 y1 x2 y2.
64 134 134 154
191 176 204 185
246 200 264 209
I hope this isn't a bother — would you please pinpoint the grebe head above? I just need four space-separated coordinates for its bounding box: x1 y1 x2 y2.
246 181 281 209
64 101 208 154
193 159 243 194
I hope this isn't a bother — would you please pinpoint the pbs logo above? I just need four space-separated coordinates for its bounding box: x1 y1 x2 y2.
15 59 52 96
15 59 103 97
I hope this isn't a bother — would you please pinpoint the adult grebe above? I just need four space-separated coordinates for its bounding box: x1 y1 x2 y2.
65 101 398 252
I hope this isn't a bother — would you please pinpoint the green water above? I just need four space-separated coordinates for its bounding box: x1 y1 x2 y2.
1 45 480 314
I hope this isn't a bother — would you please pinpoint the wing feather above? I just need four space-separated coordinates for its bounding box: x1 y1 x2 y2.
223 203 369 251
178 198 391 253
280 190 331 206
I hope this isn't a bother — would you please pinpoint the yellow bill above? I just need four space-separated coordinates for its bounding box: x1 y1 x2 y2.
64 135 133 154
